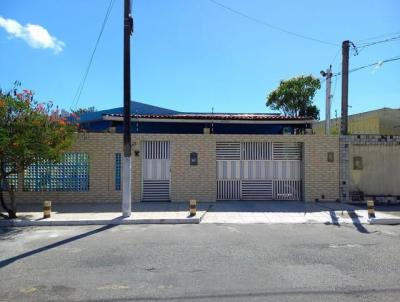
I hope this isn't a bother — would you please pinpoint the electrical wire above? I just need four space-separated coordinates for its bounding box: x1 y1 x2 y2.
355 31 400 43
71 0 115 110
330 47 341 65
330 68 339 113
207 0 338 46
357 35 400 49
332 55 400 77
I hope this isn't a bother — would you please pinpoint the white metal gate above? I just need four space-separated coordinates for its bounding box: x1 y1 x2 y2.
216 142 302 200
142 141 171 201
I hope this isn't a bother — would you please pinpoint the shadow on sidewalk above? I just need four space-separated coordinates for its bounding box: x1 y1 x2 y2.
347 210 369 234
0 223 118 268
325 211 340 226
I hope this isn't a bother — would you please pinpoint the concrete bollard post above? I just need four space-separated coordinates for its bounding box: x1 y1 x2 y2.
189 199 197 216
367 200 375 218
43 200 52 219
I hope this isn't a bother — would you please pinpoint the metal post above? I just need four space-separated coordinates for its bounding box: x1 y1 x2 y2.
325 66 332 135
367 200 375 218
189 199 197 216
341 40 350 135
43 200 51 219
122 0 133 217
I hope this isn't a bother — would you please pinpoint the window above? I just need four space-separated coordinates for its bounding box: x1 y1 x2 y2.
115 153 121 191
24 153 89 191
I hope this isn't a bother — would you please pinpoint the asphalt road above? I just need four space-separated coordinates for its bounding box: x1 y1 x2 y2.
1 223 400 302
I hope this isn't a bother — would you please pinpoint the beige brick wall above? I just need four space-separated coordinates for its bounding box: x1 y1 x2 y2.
350 144 400 196
302 135 339 202
10 132 339 204
206 134 339 202
11 133 123 204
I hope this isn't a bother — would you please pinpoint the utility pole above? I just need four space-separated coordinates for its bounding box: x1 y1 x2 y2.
321 66 333 135
341 40 350 135
122 0 133 217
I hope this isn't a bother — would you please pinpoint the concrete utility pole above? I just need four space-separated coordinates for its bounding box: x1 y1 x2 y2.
341 40 350 135
321 66 333 135
122 0 133 217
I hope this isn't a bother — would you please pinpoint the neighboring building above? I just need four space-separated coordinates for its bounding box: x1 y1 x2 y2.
313 108 400 135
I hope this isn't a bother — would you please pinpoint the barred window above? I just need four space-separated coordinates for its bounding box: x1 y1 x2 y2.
24 153 89 192
115 153 121 191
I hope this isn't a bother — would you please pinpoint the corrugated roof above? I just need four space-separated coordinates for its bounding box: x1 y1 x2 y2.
103 113 311 121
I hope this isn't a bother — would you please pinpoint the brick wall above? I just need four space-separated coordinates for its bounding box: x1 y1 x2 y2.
10 132 340 204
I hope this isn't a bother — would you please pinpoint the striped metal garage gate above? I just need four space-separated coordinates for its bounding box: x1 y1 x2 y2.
216 142 302 200
142 141 171 201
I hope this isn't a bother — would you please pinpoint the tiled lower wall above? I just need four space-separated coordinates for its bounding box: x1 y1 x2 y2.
9 132 340 203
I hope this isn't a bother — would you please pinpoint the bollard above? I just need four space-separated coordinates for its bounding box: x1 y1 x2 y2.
43 200 51 219
367 200 375 218
189 199 197 216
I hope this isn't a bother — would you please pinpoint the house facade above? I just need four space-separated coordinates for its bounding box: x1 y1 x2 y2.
10 132 340 204
6 101 342 204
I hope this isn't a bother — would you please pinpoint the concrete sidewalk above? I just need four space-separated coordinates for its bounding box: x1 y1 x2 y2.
1 201 399 227
201 201 400 225
0 203 208 227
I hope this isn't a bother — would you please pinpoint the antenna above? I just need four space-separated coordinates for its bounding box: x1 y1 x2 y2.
135 109 139 133
211 107 214 134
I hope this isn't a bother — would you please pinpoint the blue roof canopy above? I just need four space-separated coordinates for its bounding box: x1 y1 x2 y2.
78 101 179 123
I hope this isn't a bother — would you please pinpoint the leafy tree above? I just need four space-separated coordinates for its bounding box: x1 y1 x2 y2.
0 86 76 218
266 75 321 120
71 106 97 116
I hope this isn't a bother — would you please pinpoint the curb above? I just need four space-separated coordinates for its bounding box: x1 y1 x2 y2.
368 218 400 225
0 217 200 227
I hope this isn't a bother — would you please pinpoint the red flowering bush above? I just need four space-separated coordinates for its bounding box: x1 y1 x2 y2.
0 84 76 218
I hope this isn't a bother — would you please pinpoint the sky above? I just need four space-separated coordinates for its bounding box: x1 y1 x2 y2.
0 0 399 119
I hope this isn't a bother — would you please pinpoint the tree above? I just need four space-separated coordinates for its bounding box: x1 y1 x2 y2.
0 86 76 218
266 75 321 120
71 106 97 116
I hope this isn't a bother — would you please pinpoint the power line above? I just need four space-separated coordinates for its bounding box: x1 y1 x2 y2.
207 0 338 46
357 35 400 49
330 47 341 65
332 55 400 77
71 0 115 110
355 31 400 43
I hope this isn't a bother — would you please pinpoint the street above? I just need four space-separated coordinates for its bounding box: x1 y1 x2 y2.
1 224 400 302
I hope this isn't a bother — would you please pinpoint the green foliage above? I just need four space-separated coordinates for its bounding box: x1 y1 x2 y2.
72 106 97 116
266 75 321 120
0 86 77 217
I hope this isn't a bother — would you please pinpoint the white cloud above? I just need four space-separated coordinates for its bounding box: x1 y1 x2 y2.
0 16 65 54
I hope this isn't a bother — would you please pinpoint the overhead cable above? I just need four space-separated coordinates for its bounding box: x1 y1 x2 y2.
71 0 115 110
207 0 338 46
332 55 400 77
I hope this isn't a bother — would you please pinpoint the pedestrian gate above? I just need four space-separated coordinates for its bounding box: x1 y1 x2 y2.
216 142 302 200
142 141 171 201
